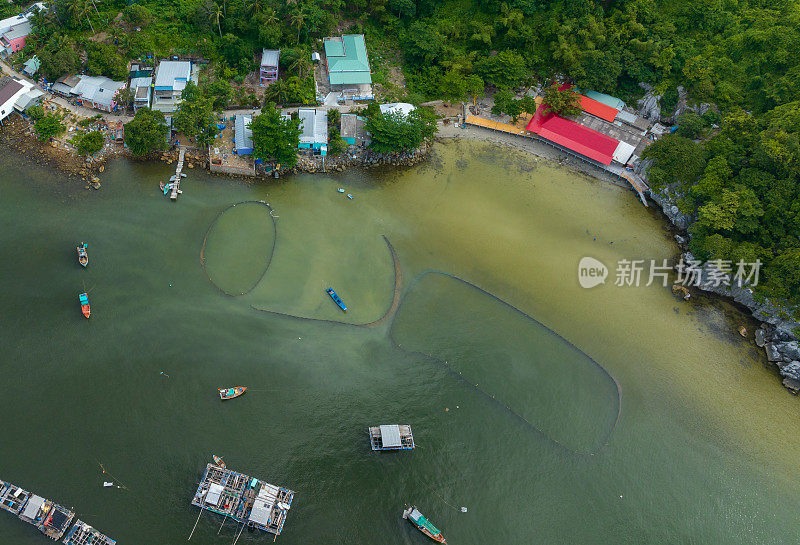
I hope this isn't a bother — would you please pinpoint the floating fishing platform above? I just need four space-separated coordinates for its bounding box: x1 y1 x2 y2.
191 463 295 536
0 480 30 514
63 519 117 545
0 478 115 543
369 424 415 451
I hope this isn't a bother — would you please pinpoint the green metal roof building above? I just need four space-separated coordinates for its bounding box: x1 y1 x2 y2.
323 34 372 87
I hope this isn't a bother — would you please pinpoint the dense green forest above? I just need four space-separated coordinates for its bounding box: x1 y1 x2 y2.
4 0 800 305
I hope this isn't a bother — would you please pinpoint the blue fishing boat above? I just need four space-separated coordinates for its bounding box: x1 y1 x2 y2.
326 288 347 312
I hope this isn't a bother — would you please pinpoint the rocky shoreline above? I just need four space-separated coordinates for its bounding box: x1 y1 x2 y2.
648 184 800 394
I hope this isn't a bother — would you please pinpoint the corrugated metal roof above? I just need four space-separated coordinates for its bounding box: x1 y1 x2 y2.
261 49 280 67
615 110 638 125
0 77 24 106
526 104 619 165
0 14 26 35
584 90 626 110
22 56 40 74
380 425 402 448
379 103 415 117
235 114 253 151
20 495 44 520
14 88 43 110
323 35 371 85
2 20 31 40
558 84 619 122
154 61 191 90
298 108 327 144
612 141 635 164
205 484 223 507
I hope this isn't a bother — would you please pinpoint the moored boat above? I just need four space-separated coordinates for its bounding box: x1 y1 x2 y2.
219 386 247 400
78 292 90 319
402 506 446 543
77 243 88 267
212 455 226 468
326 287 347 312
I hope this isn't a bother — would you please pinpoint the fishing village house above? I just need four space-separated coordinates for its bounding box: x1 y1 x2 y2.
260 49 280 85
22 55 40 77
128 64 153 111
0 20 32 58
151 60 193 113
0 76 42 124
0 3 44 58
71 76 126 113
340 113 367 146
50 75 124 113
234 114 253 155
322 34 373 102
298 108 328 155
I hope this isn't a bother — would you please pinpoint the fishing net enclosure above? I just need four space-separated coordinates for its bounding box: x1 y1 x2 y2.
390 272 620 454
201 202 276 296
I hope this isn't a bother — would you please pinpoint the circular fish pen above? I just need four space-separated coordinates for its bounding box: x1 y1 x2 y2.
200 201 277 297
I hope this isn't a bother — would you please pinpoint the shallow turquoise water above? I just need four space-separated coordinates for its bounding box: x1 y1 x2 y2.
0 141 799 545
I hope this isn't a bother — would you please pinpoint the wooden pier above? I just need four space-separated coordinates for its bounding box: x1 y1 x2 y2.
191 463 295 537
170 146 186 201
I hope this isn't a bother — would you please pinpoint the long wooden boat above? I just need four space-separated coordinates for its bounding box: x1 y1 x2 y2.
212 455 226 468
77 243 88 267
325 287 347 312
402 506 446 543
78 292 90 319
219 386 247 400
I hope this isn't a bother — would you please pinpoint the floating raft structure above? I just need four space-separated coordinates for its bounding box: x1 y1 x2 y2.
0 480 30 515
0 478 115 543
191 463 295 536
369 424 415 451
63 519 117 545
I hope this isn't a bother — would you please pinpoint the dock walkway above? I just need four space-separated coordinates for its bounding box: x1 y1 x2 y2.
170 147 186 200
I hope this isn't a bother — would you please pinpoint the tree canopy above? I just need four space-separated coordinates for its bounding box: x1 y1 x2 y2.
34 115 65 142
124 108 169 157
250 103 302 167
364 106 438 153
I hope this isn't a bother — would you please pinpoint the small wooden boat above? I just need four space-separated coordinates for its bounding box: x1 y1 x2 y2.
212 455 226 469
326 287 347 312
77 243 88 267
219 386 247 400
78 292 90 319
403 506 446 543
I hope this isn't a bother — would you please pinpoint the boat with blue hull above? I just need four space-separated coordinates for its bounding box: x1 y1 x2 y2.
326 288 347 311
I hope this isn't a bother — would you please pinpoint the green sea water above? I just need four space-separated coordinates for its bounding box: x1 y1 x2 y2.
1 140 799 544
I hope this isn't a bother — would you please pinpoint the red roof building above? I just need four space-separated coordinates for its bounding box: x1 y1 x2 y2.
525 104 620 165
557 84 619 122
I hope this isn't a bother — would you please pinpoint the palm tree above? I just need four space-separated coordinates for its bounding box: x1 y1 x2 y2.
290 7 306 43
209 2 223 37
247 0 264 15
289 55 311 79
262 7 278 25
66 0 94 35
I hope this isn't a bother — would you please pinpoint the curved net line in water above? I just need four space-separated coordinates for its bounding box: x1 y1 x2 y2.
249 235 402 328
387 270 623 458
199 200 278 297
244 233 621 456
